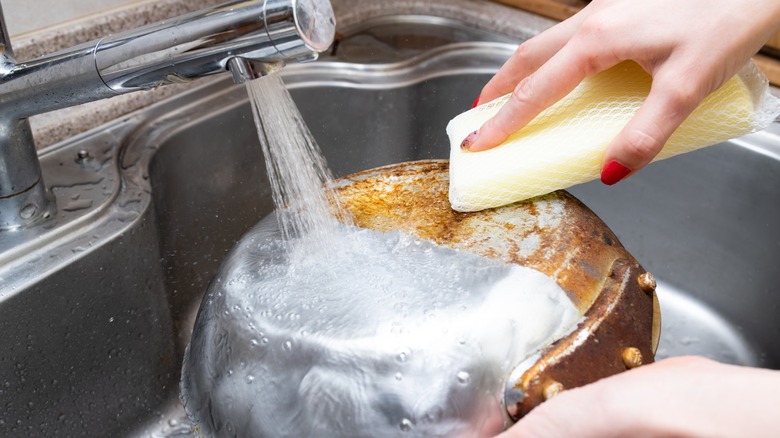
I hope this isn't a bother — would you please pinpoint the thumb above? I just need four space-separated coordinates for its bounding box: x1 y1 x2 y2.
600 72 704 185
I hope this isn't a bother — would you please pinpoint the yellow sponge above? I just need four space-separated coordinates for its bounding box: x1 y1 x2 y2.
447 61 780 212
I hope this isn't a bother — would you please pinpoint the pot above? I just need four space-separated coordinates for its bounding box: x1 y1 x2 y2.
181 160 660 436
329 160 660 418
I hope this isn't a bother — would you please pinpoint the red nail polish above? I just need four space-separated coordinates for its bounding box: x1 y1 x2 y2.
471 96 480 108
460 130 479 150
601 161 632 185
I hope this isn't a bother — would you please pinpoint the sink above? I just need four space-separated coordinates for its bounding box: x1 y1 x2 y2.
0 14 778 437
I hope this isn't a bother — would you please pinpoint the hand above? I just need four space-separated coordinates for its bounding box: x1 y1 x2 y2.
465 0 780 184
497 356 780 437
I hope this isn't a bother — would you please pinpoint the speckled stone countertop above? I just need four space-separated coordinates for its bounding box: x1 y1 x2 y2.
13 0 553 150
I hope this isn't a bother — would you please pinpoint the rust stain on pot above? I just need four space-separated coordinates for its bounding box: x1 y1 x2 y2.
329 160 625 312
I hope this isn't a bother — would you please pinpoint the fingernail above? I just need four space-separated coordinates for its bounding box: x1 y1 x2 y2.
460 130 479 150
471 96 480 108
601 161 632 185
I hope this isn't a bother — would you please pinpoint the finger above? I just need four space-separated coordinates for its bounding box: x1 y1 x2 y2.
600 68 706 185
478 7 595 105
466 42 620 152
479 18 582 105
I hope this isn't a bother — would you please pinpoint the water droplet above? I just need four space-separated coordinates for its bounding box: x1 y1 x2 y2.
399 418 413 432
283 340 292 351
245 375 255 384
456 371 470 384
396 348 411 363
425 407 443 423
394 372 403 381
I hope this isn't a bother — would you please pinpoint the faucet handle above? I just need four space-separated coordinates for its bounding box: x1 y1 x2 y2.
291 0 338 54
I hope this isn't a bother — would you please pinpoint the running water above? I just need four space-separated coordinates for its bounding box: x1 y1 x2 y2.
245 73 347 247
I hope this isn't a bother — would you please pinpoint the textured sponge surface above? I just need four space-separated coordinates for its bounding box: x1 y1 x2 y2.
448 61 779 212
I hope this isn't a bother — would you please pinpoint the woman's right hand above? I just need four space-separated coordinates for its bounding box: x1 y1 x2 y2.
465 0 780 185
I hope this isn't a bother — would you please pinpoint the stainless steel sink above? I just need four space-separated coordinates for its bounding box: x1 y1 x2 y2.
1 14 778 437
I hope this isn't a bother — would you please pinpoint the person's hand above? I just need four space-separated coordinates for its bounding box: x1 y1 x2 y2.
463 0 780 185
497 356 780 437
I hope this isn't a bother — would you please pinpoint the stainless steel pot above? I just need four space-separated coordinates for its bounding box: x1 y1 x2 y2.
181 160 660 436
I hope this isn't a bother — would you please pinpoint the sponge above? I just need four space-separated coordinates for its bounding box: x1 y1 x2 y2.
447 61 780 212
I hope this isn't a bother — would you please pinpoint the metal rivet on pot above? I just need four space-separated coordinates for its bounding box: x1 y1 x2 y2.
542 381 564 400
622 347 643 369
637 272 656 294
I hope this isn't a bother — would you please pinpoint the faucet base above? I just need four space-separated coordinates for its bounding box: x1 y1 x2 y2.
0 178 53 230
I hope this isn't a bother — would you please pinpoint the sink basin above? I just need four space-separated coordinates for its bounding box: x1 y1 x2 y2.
0 14 778 437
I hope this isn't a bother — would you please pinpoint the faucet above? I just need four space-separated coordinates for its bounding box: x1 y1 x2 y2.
0 0 336 231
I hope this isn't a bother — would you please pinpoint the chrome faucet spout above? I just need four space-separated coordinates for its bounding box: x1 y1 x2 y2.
0 0 335 230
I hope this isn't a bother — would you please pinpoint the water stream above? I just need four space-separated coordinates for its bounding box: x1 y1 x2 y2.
245 74 348 248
